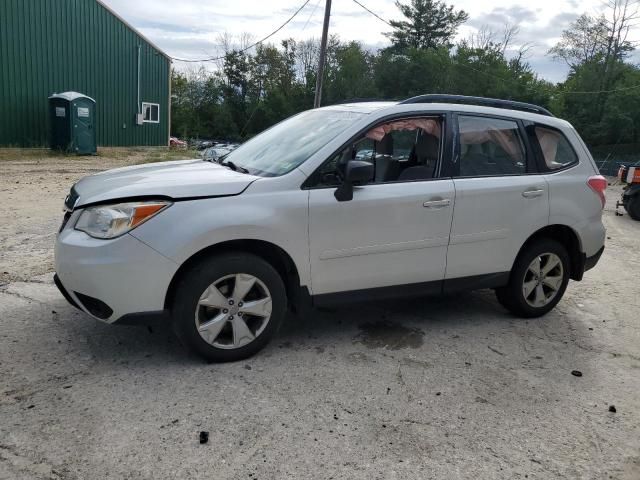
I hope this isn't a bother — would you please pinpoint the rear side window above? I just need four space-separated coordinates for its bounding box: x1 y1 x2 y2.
457 116 526 177
534 126 578 170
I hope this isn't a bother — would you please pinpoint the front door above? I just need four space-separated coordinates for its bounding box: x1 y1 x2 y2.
307 115 455 295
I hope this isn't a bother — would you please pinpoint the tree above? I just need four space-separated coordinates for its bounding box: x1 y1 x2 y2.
550 0 640 134
374 47 451 98
548 14 610 68
386 0 469 50
324 41 376 102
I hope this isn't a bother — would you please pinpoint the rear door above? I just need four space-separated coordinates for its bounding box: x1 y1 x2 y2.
445 114 549 281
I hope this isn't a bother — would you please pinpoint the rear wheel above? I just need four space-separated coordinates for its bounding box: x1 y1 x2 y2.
496 239 570 318
171 253 287 362
626 195 640 220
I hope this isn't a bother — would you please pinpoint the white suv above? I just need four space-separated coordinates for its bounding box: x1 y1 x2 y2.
55 95 606 361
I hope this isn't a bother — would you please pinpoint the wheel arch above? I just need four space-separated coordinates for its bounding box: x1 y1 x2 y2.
164 239 303 311
514 225 584 281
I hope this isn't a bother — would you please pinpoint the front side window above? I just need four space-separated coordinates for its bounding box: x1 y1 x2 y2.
314 117 442 186
142 102 159 123
458 116 525 177
534 126 578 170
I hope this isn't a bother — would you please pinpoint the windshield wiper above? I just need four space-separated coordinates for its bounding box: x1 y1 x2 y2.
220 159 249 174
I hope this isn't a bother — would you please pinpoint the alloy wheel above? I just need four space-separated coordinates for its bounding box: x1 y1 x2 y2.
195 273 272 349
522 253 564 308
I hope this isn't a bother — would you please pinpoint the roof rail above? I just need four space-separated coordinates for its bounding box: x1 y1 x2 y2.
399 94 554 117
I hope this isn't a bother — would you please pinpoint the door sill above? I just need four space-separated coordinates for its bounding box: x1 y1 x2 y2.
311 272 510 307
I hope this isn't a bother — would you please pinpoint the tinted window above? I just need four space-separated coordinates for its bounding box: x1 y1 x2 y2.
458 116 525 176
535 126 578 170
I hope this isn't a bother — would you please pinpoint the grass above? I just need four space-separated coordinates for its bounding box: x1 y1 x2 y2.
0 146 199 164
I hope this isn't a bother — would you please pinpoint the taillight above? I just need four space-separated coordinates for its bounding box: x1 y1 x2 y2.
587 175 607 209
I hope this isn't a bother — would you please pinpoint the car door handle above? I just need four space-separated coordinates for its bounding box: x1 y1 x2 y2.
423 199 451 208
522 189 545 198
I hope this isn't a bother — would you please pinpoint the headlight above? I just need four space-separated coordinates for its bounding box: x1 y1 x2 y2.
75 201 171 239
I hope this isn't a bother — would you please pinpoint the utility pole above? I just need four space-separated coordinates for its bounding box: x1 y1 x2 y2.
313 0 332 108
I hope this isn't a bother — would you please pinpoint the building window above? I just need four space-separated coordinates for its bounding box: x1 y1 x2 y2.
142 102 159 123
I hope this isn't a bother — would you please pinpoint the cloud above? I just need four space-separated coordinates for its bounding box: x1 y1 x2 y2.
100 0 635 82
467 6 539 29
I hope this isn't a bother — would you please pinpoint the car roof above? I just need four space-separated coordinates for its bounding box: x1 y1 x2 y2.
322 102 397 114
325 100 571 130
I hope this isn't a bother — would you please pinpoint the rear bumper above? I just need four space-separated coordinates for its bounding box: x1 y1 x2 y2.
584 245 605 272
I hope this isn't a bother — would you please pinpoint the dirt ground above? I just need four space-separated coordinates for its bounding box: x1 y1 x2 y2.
0 148 196 285
1 152 639 479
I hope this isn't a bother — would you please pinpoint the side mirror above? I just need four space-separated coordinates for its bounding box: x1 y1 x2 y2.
334 160 374 202
346 160 374 184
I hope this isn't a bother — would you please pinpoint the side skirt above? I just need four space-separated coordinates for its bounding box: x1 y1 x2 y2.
310 272 510 307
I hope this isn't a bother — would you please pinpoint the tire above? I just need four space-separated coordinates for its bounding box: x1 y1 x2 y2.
171 252 287 362
495 239 570 318
626 195 640 221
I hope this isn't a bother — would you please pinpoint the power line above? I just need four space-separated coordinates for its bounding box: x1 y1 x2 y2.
351 0 393 27
302 0 322 32
171 0 312 63
559 83 640 94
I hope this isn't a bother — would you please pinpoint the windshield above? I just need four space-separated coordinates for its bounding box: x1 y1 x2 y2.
221 109 365 177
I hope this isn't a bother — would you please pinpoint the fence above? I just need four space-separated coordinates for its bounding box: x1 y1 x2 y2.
588 143 639 176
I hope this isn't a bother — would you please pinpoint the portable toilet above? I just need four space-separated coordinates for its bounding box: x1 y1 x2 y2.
49 92 96 154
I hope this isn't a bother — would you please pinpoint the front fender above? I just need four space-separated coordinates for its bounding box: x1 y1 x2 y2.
130 190 311 288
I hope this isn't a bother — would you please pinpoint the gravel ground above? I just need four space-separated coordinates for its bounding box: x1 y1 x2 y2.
1 154 639 479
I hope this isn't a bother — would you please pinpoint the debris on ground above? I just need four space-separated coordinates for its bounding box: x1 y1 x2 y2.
488 346 505 356
571 370 583 377
609 405 617 413
199 431 209 444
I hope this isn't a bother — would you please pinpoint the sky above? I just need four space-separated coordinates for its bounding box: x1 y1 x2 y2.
102 0 635 83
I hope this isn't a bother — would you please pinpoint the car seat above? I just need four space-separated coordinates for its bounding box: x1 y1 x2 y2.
374 135 401 182
398 133 439 181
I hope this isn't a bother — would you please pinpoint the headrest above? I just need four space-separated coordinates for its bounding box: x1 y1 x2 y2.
376 134 394 156
416 133 439 160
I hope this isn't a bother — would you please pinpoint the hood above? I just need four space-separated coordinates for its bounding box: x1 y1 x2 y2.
71 159 259 207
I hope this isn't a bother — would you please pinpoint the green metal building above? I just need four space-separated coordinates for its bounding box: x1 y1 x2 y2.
0 0 171 147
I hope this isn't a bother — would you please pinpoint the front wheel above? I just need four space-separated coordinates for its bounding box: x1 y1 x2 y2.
496 239 570 318
171 253 287 362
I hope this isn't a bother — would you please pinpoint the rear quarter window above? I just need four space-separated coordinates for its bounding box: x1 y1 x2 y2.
534 126 578 170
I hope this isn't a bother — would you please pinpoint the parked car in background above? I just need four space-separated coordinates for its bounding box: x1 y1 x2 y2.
169 136 187 148
200 144 240 162
617 164 640 220
55 95 606 362
190 139 220 150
